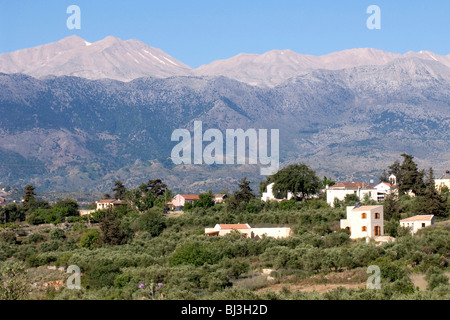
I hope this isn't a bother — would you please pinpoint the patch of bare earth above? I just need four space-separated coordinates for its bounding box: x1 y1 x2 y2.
410 272 450 291
256 282 365 294
256 268 367 294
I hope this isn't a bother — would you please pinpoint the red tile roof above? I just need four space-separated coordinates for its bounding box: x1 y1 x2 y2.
329 182 376 190
218 224 250 230
98 199 116 203
180 194 200 200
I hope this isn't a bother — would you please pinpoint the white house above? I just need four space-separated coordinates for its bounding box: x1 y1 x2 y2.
435 171 450 193
213 194 228 204
204 224 292 239
400 215 434 234
374 182 397 202
261 182 295 202
79 209 96 216
96 199 126 211
326 182 377 207
340 205 384 239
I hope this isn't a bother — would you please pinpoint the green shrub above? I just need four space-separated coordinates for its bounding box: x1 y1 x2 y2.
426 267 449 290
372 257 409 282
56 252 73 268
0 231 16 244
79 229 101 250
85 261 121 289
25 233 47 244
49 228 66 241
170 243 218 267
114 273 136 289
0 243 15 262
137 209 166 237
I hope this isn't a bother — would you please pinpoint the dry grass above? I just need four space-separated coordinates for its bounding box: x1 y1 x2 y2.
256 282 366 294
410 272 450 291
240 268 369 294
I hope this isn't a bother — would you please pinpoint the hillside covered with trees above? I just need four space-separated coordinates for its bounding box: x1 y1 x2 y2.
0 158 449 300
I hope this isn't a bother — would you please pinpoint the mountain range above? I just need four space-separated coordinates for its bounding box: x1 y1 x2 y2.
2 35 450 86
0 36 449 193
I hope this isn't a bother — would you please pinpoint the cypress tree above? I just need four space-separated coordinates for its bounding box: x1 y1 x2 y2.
417 168 447 217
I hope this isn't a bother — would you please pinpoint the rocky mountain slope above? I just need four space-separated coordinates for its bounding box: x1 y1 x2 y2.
0 36 192 82
0 37 449 192
0 54 449 192
2 36 450 87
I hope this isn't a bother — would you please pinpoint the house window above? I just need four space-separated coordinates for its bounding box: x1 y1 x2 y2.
422 223 425 228
375 212 380 219
361 212 367 219
362 226 367 232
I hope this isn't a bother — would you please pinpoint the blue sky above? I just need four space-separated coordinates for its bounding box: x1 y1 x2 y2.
0 0 449 68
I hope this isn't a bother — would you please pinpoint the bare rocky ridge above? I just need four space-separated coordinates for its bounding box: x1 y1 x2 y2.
0 36 192 82
196 48 450 87
2 36 450 87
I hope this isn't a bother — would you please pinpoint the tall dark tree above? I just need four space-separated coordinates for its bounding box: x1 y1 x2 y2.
52 199 79 217
379 170 389 183
99 209 128 246
398 154 425 196
112 180 127 200
270 164 320 201
146 179 167 197
384 193 400 221
234 177 255 204
388 160 401 179
321 176 336 188
23 185 36 210
417 168 447 217
138 179 167 198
